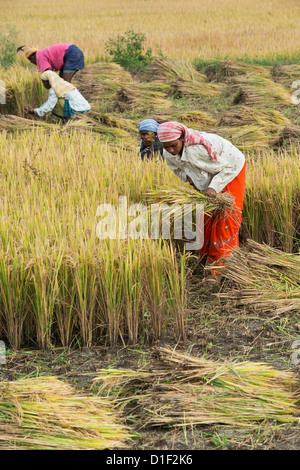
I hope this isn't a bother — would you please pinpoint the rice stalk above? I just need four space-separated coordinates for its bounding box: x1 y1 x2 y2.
0 65 47 116
147 184 235 219
203 60 271 82
176 110 217 127
147 58 207 83
94 346 300 428
217 240 300 315
169 77 220 99
0 376 130 450
231 74 292 107
218 106 291 132
219 125 272 151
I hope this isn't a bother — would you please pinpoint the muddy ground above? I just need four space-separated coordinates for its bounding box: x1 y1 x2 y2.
1 290 299 451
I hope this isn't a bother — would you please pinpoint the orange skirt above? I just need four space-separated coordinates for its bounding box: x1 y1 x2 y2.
199 162 246 271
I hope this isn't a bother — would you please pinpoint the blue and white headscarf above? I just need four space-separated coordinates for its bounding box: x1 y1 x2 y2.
138 119 159 133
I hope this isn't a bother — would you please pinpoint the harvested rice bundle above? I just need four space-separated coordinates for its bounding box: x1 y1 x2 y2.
148 58 206 83
75 62 133 103
0 376 130 450
0 114 58 132
114 84 172 114
218 106 291 131
94 346 300 428
269 126 300 147
146 183 234 218
89 111 137 133
218 125 271 151
203 60 271 82
169 77 220 99
218 240 300 315
271 64 300 86
176 110 217 127
62 114 135 143
231 74 292 107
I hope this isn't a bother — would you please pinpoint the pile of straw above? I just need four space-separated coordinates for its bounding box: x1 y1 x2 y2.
114 83 171 114
218 106 291 132
169 77 220 99
176 110 217 127
271 64 300 86
218 124 272 151
203 60 271 82
0 113 137 146
0 376 130 450
269 125 300 147
147 58 206 83
218 240 300 316
231 75 292 107
94 346 300 428
75 62 132 102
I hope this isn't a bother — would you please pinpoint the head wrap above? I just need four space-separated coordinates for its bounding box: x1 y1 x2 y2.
41 70 75 98
157 121 218 161
17 45 39 59
138 119 159 133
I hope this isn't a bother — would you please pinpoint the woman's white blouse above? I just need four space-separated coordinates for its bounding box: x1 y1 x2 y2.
34 88 91 117
163 132 245 193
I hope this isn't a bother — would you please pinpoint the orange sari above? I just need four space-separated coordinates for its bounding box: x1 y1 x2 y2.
199 162 246 273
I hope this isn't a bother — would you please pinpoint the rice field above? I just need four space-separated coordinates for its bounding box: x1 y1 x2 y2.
0 0 300 451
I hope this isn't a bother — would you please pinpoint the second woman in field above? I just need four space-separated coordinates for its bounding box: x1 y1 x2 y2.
25 70 91 119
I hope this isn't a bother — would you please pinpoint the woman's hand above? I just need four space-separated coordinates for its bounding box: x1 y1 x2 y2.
187 175 197 190
24 105 35 115
203 187 217 198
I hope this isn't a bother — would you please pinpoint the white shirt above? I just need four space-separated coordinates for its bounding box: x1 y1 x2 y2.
34 88 91 117
164 132 245 193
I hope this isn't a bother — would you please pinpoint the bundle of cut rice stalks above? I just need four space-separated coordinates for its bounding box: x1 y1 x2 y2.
114 84 172 114
218 124 271 151
203 60 271 83
61 114 136 145
176 110 217 127
169 77 220 99
94 346 300 428
269 126 300 147
271 64 300 87
217 240 300 316
0 376 131 450
218 106 291 132
0 114 59 132
230 74 292 107
75 62 133 103
146 184 234 219
147 58 206 83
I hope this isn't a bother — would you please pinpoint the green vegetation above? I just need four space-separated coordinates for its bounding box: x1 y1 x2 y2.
0 25 18 69
105 30 156 72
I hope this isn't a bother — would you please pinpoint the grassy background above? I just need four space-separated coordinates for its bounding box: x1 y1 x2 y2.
1 0 300 63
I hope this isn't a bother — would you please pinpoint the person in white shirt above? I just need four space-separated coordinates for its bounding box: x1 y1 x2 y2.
157 121 246 284
25 70 90 119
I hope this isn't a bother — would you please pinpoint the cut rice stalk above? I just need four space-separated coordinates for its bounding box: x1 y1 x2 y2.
93 346 300 428
0 376 131 450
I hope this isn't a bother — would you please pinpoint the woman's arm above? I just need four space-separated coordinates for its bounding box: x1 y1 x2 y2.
34 88 58 117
